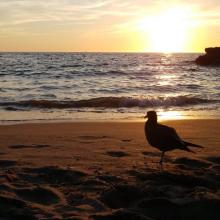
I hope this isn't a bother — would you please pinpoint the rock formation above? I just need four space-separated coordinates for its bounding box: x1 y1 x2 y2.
196 47 220 65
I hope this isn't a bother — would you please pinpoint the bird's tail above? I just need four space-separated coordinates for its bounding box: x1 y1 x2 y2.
183 141 203 148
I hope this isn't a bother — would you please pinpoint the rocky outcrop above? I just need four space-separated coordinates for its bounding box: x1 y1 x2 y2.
196 47 220 65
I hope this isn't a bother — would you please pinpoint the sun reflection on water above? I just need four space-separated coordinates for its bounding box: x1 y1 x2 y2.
156 74 177 86
158 110 184 121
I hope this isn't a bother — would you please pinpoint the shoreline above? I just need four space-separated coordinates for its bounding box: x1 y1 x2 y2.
1 116 220 126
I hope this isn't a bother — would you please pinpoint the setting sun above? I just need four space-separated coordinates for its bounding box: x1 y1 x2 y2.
139 7 192 52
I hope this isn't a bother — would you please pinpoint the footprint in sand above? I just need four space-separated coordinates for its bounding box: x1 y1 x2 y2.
121 139 132 142
78 135 109 140
0 195 36 219
0 160 17 168
173 157 211 169
23 166 88 185
77 136 109 144
205 156 220 165
67 192 106 212
97 174 122 183
78 141 95 144
106 151 129 158
142 151 160 157
9 144 50 149
137 198 220 220
92 209 151 220
16 186 63 205
100 184 144 209
94 198 220 220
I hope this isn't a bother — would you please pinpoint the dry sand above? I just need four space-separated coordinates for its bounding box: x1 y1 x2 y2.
0 120 219 220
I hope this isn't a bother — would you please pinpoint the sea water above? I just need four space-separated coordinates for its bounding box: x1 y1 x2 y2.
0 52 219 123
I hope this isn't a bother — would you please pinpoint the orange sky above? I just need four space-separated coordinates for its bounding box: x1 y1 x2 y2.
0 0 220 52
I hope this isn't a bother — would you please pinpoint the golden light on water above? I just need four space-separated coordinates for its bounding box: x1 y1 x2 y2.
156 74 177 86
139 6 193 52
159 111 184 121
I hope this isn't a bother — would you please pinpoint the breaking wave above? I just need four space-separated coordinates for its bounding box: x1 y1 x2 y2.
1 96 217 110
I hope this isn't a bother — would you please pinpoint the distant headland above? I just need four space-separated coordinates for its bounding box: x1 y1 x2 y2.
196 47 220 66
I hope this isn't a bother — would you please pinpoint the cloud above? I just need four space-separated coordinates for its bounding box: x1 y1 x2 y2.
0 0 138 26
0 1 109 26
0 0 219 34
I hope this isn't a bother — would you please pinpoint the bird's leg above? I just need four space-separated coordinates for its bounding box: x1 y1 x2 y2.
159 151 165 168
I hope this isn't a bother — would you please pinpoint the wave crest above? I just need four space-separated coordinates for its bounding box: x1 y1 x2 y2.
1 96 217 110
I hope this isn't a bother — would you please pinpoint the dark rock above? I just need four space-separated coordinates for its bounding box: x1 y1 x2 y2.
196 47 220 65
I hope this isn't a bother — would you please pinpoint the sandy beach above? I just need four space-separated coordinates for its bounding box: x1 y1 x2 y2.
0 119 220 220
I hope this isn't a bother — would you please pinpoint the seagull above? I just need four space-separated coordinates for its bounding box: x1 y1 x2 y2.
144 111 203 166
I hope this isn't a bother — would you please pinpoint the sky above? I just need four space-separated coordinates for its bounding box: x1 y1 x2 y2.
0 0 220 52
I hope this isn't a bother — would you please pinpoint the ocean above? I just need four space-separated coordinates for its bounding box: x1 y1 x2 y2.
0 52 219 123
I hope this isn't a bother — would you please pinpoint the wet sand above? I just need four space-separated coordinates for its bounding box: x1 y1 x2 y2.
0 120 219 220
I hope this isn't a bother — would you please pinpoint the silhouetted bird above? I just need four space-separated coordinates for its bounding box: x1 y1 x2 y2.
144 111 203 166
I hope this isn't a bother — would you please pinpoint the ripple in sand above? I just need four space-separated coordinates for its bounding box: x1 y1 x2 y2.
78 135 109 140
121 139 132 142
105 151 129 158
142 151 160 157
9 144 50 149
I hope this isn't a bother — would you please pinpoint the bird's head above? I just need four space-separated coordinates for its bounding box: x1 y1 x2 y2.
144 111 157 122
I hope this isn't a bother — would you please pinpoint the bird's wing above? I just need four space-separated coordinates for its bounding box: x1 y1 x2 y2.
157 124 184 146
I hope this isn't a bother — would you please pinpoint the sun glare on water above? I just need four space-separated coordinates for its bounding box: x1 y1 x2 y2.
159 111 184 120
139 7 192 53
